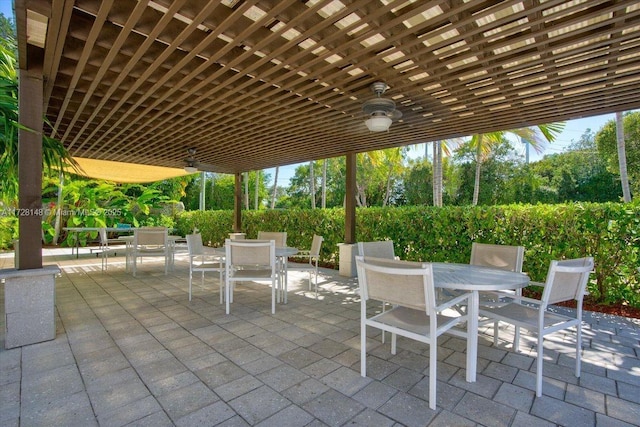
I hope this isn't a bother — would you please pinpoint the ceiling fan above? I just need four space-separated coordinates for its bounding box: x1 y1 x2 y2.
362 81 402 132
183 148 215 173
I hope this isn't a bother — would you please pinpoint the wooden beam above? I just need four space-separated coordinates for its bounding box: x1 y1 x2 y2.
344 152 356 244
233 173 242 232
18 68 44 270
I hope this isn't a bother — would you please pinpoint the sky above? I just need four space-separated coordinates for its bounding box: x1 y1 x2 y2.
0 3 624 187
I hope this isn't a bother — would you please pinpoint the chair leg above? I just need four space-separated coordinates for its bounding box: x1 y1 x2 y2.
188 270 193 301
219 271 223 304
429 341 437 410
536 337 544 397
575 323 582 378
225 278 231 314
360 322 367 377
271 278 276 314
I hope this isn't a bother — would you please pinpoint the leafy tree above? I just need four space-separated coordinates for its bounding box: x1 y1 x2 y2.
402 159 433 206
283 158 345 209
596 111 639 199
453 139 522 205
531 129 621 203
0 18 77 205
466 124 564 205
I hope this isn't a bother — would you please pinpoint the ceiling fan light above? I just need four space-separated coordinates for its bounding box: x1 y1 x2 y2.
365 115 392 132
184 165 198 173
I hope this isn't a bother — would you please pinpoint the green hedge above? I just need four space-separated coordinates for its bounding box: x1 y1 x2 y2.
176 202 640 308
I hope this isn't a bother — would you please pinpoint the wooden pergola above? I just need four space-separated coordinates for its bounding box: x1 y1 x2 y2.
13 0 640 269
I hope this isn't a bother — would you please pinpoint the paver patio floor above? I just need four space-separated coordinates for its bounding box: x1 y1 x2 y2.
1 248 639 426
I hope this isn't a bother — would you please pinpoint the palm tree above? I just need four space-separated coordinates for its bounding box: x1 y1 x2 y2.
270 166 279 208
0 36 77 206
616 111 631 202
309 161 316 208
321 159 327 209
468 124 564 205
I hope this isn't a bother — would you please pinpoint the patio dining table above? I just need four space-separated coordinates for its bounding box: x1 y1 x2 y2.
432 262 530 382
120 234 184 272
63 226 134 258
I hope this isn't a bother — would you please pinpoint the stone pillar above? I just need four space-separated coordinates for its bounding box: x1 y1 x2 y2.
338 243 358 277
1 265 60 349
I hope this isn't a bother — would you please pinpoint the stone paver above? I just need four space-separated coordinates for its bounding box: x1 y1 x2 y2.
1 248 639 426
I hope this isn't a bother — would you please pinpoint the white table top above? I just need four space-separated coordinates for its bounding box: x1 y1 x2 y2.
213 246 298 257
64 227 133 233
432 262 529 291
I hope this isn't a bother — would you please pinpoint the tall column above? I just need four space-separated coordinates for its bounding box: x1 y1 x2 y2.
344 152 356 244
18 69 43 270
233 172 242 232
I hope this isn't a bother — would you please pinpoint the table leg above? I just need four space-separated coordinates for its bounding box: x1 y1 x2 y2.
283 257 288 304
75 231 80 258
466 290 479 382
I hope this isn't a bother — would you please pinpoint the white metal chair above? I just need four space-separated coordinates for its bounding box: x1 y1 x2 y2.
479 256 594 397
288 234 324 297
470 242 526 343
258 231 288 296
357 240 399 342
257 231 287 247
357 240 397 260
131 228 169 276
186 233 225 303
224 239 277 314
356 255 470 410
98 228 127 271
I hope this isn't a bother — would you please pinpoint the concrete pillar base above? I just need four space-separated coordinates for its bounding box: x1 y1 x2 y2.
338 243 358 277
1 265 60 349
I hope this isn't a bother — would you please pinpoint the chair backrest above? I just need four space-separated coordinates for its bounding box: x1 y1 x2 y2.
225 239 275 268
186 233 204 256
257 231 287 247
134 228 168 247
99 228 108 245
356 256 435 314
470 242 524 273
310 234 324 257
542 257 594 306
357 240 395 259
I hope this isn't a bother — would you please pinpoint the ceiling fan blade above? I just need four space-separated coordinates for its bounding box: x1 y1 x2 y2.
390 110 403 121
195 162 217 172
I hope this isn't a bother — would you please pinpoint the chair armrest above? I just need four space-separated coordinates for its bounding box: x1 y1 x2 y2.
436 290 471 311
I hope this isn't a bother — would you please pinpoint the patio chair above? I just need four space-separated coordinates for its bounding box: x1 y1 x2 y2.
356 255 470 410
186 233 225 303
479 256 594 396
288 234 324 297
131 227 169 277
470 242 525 344
357 240 397 260
97 227 127 271
357 240 399 342
257 231 287 247
224 239 277 314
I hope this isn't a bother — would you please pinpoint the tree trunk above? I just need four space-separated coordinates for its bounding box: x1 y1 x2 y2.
243 172 249 209
271 166 279 209
199 172 206 211
616 111 632 202
309 161 316 209
472 135 483 206
52 171 64 244
433 141 443 207
321 160 327 209
254 170 260 210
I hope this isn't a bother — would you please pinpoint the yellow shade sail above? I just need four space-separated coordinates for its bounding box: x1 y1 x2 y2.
71 157 194 183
